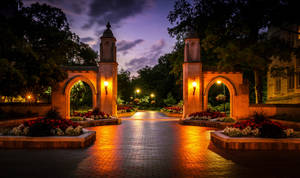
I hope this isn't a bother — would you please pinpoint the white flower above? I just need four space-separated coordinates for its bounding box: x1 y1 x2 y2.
251 128 260 137
224 127 243 137
74 126 83 136
65 126 75 136
241 126 252 136
284 129 294 137
11 127 22 136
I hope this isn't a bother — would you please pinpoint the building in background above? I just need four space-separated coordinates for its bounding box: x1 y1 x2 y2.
267 25 300 104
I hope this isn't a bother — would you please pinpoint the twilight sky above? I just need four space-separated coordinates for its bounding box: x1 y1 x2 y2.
23 0 177 74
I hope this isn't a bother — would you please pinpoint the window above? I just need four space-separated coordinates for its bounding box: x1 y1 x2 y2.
298 26 300 40
297 72 300 88
275 78 281 93
287 70 295 89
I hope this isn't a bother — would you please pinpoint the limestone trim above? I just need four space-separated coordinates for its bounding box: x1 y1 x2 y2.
204 76 237 118
204 76 238 96
63 75 97 119
63 75 97 95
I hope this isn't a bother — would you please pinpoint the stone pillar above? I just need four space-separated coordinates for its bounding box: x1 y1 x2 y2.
98 22 118 117
98 62 117 117
182 35 203 118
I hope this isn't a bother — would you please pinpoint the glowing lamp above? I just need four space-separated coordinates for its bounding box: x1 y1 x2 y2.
27 95 31 99
136 89 140 94
104 81 108 95
150 93 155 98
192 81 197 95
216 80 222 84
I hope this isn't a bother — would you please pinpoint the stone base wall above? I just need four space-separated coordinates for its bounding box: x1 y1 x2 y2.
249 104 300 118
211 131 300 151
0 103 51 116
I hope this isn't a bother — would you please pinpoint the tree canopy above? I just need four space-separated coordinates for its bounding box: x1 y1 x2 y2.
0 0 97 99
168 0 300 103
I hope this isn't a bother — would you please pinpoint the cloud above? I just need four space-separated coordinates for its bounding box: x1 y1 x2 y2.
126 39 165 72
80 37 94 43
23 0 87 15
82 0 153 29
117 39 144 55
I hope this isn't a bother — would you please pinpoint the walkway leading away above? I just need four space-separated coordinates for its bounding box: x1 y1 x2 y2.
0 111 300 177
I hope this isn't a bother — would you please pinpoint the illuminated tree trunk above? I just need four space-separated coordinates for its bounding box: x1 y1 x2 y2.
254 70 262 104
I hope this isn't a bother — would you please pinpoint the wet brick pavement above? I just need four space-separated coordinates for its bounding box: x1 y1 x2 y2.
0 111 300 177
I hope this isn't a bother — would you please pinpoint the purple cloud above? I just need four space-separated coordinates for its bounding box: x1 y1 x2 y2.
23 0 87 14
126 39 165 72
82 0 153 29
117 39 144 55
80 37 94 43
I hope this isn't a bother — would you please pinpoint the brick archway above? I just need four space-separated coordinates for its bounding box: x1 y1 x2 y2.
182 35 250 119
51 23 118 119
203 75 237 118
63 75 97 119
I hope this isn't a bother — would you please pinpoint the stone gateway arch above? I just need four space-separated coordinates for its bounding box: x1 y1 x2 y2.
51 23 118 119
51 23 250 120
182 34 250 119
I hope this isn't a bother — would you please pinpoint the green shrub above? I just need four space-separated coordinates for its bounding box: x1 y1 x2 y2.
45 108 62 119
259 123 284 138
28 122 52 137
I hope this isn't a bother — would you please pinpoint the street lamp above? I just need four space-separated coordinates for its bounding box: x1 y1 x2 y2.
216 80 226 114
136 89 140 94
104 81 108 95
192 81 197 95
150 93 155 98
135 89 141 98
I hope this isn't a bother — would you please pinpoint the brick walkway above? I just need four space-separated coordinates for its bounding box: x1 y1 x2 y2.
0 111 300 177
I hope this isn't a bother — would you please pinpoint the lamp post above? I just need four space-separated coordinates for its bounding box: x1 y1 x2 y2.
216 80 226 114
135 89 140 98
192 81 197 95
104 81 108 95
150 93 155 98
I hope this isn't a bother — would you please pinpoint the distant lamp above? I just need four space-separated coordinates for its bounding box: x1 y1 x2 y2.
27 95 31 100
150 93 155 98
216 80 222 84
136 89 140 94
192 81 197 95
104 81 109 95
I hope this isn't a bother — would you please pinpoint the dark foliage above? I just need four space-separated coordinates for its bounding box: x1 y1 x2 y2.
259 123 284 138
28 122 52 137
45 108 61 120
253 112 267 124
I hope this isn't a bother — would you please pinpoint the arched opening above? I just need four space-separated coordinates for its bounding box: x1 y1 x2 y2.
204 76 237 118
70 80 93 117
207 82 230 116
63 75 97 119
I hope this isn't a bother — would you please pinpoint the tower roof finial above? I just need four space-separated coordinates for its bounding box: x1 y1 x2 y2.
101 21 115 38
106 22 111 29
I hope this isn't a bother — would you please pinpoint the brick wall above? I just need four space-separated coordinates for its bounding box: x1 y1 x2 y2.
249 104 300 117
0 103 51 116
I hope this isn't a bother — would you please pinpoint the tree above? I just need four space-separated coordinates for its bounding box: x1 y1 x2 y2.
68 42 98 65
117 69 132 102
168 0 300 103
0 0 88 98
70 81 92 112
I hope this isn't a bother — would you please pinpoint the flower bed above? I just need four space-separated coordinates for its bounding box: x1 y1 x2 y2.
161 106 183 113
1 117 83 137
117 105 136 114
0 129 96 149
223 117 294 138
187 111 227 121
71 108 113 121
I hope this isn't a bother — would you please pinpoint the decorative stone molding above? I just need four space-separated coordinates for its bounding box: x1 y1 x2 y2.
211 131 300 151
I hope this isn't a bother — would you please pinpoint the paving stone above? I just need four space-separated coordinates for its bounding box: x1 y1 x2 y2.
0 111 300 177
